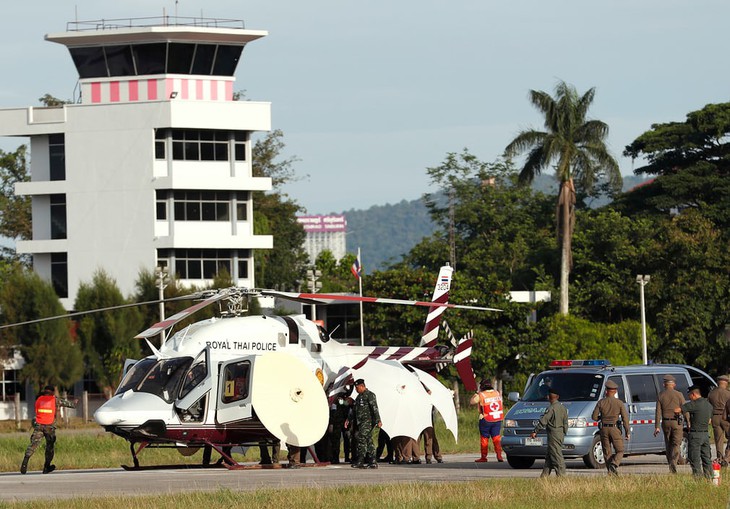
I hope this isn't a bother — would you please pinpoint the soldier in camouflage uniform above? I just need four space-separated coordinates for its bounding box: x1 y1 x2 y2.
21 385 76 474
347 378 381 469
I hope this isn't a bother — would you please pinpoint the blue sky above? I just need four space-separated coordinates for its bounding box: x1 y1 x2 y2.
0 1 728 213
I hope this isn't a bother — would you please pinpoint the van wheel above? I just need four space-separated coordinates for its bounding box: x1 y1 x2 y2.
506 456 535 469
583 435 605 469
678 435 688 465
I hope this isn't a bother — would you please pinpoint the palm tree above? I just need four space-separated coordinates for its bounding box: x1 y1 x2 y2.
504 80 621 315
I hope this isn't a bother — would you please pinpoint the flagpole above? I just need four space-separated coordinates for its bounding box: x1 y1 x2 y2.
358 247 364 346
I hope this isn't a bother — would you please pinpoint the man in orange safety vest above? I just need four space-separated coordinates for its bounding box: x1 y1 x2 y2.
20 385 75 474
470 378 504 462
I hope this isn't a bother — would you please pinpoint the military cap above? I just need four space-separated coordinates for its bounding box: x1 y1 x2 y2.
548 388 560 396
663 374 676 383
354 379 365 386
717 375 729 382
605 380 618 390
687 385 701 394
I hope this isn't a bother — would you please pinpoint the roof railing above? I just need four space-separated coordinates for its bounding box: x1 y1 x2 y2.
66 16 245 32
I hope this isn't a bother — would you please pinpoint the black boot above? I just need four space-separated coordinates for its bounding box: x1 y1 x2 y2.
42 464 56 474
20 457 28 475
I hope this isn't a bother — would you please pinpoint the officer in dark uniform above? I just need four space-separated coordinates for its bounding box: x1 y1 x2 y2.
21 385 75 474
530 388 568 477
347 378 381 469
328 387 352 464
707 375 730 465
654 374 686 473
591 380 630 475
682 385 713 479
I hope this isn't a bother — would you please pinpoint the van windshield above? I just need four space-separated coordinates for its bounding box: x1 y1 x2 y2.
523 372 605 402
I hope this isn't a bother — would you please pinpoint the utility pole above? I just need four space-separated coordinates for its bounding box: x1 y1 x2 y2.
636 274 650 365
306 269 322 321
155 265 169 347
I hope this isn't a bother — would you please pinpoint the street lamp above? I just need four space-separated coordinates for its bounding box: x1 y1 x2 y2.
636 275 650 365
306 269 322 321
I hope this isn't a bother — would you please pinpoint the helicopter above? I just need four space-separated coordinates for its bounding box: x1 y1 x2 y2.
90 264 496 469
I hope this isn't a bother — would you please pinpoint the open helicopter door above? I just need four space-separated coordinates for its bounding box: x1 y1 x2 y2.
175 347 213 417
216 355 255 424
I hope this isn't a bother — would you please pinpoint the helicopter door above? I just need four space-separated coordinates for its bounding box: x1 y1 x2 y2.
216 356 255 424
175 347 213 412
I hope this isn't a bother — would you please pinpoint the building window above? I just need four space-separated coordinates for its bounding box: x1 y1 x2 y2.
155 190 167 220
51 252 68 298
49 134 65 181
154 129 246 162
173 191 230 221
1 368 22 402
158 248 250 281
50 194 67 239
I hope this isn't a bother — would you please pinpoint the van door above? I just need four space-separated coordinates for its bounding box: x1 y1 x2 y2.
625 374 660 452
605 375 633 452
216 356 255 424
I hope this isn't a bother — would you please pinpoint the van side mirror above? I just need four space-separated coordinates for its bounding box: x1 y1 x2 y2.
508 391 520 402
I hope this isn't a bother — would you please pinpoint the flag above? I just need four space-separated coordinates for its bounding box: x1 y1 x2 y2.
351 255 361 279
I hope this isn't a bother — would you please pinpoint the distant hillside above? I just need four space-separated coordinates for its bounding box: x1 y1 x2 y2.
343 175 651 272
344 199 434 273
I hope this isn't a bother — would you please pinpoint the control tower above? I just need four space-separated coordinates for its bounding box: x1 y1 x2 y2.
0 17 273 308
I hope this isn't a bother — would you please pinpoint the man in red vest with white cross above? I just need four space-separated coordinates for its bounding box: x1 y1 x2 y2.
470 378 504 462
20 385 75 474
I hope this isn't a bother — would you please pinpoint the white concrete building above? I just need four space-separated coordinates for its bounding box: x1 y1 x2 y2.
297 215 347 264
0 17 273 308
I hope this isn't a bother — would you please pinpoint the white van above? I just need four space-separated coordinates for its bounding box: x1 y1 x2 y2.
501 360 716 469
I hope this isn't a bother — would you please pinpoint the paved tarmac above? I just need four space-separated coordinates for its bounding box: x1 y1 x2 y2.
0 453 698 502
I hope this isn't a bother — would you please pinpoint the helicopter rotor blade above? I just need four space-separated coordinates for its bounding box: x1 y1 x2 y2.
0 293 204 331
261 291 501 312
134 290 231 339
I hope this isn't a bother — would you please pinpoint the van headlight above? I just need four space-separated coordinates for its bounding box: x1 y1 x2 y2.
504 419 518 428
568 417 587 428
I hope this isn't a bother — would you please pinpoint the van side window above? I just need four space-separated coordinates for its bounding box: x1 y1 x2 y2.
607 376 627 403
627 374 657 403
655 374 689 394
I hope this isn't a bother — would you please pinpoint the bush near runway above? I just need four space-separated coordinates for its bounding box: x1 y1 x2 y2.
0 409 482 472
1 477 727 509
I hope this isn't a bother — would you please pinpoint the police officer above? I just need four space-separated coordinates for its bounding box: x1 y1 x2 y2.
591 380 630 475
707 375 730 465
682 385 713 479
21 385 76 474
347 379 381 469
530 388 568 477
654 374 685 473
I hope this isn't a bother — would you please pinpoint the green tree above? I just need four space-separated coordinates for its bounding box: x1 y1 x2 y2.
621 102 730 231
252 130 308 289
0 267 83 391
75 270 143 398
0 145 31 248
315 250 359 293
38 94 72 106
504 80 621 315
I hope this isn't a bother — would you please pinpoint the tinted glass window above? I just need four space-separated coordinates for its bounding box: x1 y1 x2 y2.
137 357 193 403
607 376 627 403
167 43 195 74
655 373 689 395
116 358 157 395
627 374 658 403
105 45 135 76
132 43 167 75
70 47 108 78
191 44 216 75
221 361 250 404
179 362 207 400
213 45 243 75
522 372 605 402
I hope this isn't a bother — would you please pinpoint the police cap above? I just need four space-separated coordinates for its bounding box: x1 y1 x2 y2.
717 375 729 382
663 375 676 383
605 380 618 390
354 379 365 386
548 388 560 396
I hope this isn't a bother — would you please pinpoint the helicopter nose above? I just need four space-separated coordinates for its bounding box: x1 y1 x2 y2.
94 391 172 426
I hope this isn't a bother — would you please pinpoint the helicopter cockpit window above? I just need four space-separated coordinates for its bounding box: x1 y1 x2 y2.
116 358 157 395
179 361 207 400
221 361 250 404
137 357 193 403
